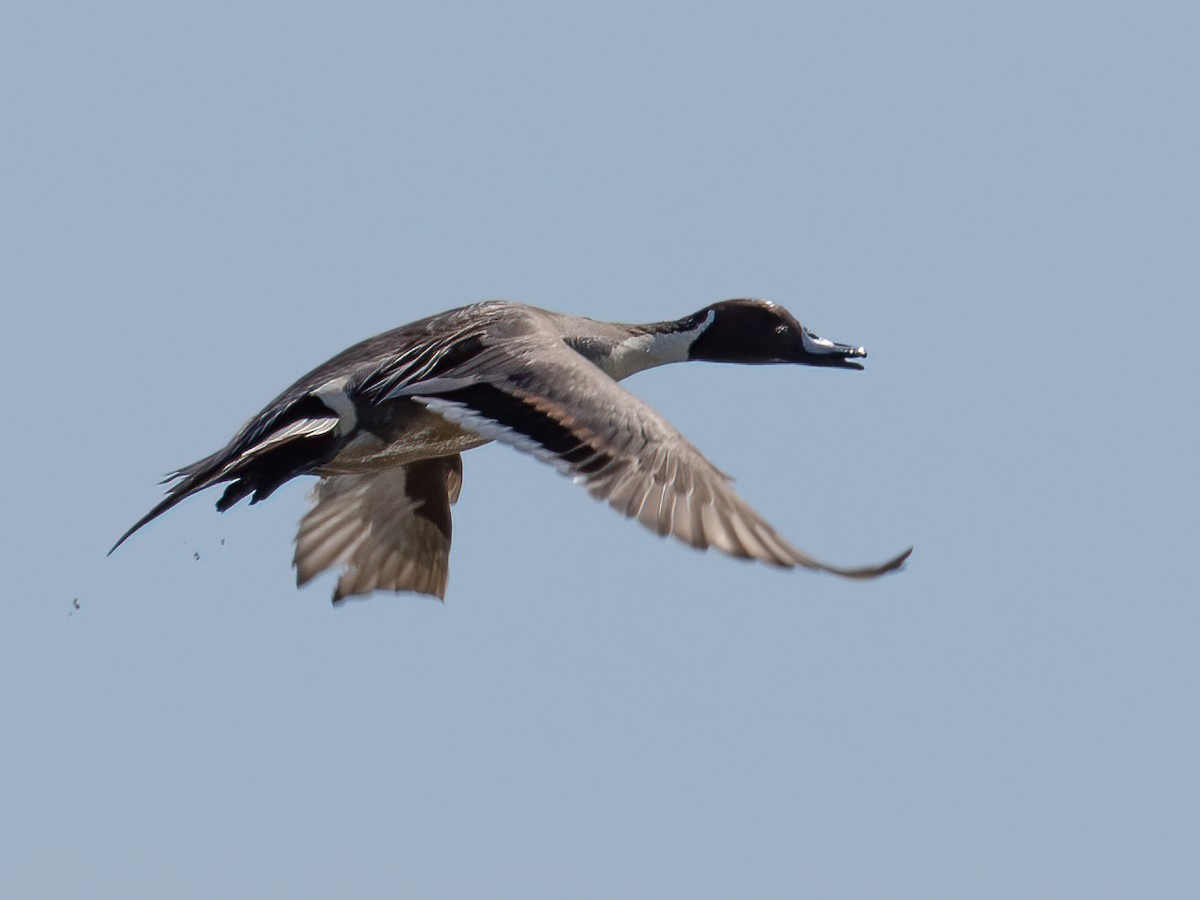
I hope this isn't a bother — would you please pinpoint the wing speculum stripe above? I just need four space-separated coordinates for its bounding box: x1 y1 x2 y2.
422 384 615 476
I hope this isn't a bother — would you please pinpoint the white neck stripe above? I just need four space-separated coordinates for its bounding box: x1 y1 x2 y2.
601 309 715 381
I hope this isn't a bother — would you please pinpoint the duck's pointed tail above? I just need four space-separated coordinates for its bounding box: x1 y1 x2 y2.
108 456 220 555
110 404 344 554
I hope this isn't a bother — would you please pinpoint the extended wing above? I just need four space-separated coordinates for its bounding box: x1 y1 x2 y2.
388 335 910 578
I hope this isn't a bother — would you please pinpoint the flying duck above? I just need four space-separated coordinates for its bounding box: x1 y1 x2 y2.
112 300 911 601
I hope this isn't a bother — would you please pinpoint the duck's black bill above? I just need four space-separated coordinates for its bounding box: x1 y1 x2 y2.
797 327 868 370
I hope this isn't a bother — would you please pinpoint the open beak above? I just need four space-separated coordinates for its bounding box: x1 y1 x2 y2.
798 326 868 370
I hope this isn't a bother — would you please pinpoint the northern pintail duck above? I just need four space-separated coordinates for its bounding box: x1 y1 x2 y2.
113 300 910 601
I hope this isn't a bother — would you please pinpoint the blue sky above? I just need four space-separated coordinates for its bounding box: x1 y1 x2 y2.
3 2 1197 897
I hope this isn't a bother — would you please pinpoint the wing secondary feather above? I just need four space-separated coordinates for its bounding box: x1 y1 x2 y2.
294 455 462 601
394 338 909 578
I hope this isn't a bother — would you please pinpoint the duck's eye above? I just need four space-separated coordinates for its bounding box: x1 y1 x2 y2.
775 324 789 335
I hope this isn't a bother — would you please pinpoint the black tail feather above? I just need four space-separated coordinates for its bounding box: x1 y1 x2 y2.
216 480 255 512
110 422 341 555
109 463 228 555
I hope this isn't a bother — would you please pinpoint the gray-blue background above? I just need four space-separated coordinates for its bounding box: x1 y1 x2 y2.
4 2 1196 897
